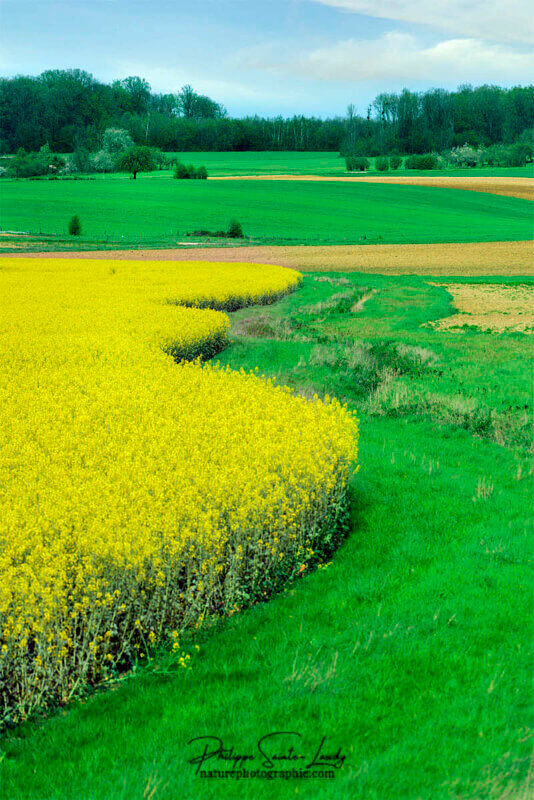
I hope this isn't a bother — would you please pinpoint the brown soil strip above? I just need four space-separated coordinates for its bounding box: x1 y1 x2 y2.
209 175 534 201
7 241 533 276
429 283 534 332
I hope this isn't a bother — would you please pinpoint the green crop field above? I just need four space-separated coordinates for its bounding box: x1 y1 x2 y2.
166 150 344 175
160 152 534 177
1 177 532 247
3 273 532 800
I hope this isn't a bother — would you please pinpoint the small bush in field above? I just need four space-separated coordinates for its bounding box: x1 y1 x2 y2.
375 156 389 172
174 162 208 179
227 219 244 238
68 214 82 236
174 162 190 179
405 153 438 170
390 155 402 170
346 156 369 172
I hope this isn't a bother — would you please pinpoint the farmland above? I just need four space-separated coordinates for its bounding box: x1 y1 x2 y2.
0 177 533 248
159 152 534 178
51 240 534 276
5 151 530 177
429 282 534 332
0 144 533 800
0 257 358 729
214 174 534 201
2 266 532 800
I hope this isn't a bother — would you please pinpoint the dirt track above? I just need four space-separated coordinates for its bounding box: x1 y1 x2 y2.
12 240 533 276
210 175 534 201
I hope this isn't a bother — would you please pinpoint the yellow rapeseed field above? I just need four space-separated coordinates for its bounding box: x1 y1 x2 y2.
429 282 534 332
0 258 358 722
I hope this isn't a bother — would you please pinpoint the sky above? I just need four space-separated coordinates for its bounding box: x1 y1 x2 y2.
0 0 532 117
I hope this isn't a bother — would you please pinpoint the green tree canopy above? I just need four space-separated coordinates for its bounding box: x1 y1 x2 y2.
115 145 155 179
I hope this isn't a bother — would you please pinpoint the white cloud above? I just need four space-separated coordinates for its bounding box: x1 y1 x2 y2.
240 32 534 85
111 61 296 105
311 0 534 46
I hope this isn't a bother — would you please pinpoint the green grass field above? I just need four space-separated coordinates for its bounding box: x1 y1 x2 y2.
2 273 532 800
163 152 534 178
1 178 532 247
29 151 531 177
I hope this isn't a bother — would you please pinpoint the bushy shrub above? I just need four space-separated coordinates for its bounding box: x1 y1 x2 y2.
446 145 482 168
68 214 82 236
174 161 190 179
405 153 438 170
389 155 402 170
345 156 369 172
507 142 532 166
90 150 115 173
375 156 389 172
227 219 244 238
8 144 65 178
174 161 208 179
447 140 532 168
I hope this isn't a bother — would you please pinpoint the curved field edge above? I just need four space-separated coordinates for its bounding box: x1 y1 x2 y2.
0 258 358 726
2 271 532 800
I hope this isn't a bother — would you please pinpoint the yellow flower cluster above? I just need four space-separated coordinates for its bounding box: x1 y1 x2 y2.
0 258 358 722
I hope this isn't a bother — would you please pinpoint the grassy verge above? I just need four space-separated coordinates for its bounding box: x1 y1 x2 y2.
2 272 532 799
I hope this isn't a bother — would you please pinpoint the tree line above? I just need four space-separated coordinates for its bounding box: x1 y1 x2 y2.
0 69 533 155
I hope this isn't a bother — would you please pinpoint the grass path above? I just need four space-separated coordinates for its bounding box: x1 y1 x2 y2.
2 273 532 800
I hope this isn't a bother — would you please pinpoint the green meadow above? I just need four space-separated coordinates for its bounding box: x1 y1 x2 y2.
161 151 534 177
2 273 532 800
1 178 532 246
10 150 530 176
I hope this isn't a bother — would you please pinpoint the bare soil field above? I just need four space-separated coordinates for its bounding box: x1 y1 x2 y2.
13 240 533 276
211 175 534 201
429 282 534 332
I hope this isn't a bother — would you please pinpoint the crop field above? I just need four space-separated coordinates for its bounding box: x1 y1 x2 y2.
1 178 533 249
215 174 534 201
1 148 533 800
166 151 344 175
0 257 357 724
140 151 534 178
2 265 532 800
429 282 534 332
55 240 534 276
